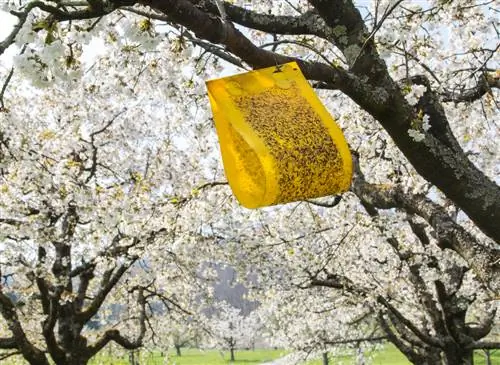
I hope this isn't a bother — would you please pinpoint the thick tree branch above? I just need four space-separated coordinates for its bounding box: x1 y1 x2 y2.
194 2 335 39
0 351 21 361
378 311 442 364
0 291 48 364
78 261 134 323
351 155 500 293
468 341 500 350
356 204 449 339
442 72 500 103
87 287 146 356
378 312 419 362
0 337 17 349
33 247 66 363
75 267 94 312
434 280 474 346
323 335 387 345
308 272 366 297
308 0 390 82
138 0 387 105
308 1 500 241
378 296 444 348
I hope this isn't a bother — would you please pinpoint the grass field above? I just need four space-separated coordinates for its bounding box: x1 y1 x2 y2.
305 344 410 365
3 345 498 364
89 348 286 364
87 345 500 365
305 346 500 365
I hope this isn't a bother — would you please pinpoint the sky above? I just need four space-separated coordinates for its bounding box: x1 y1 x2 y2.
0 10 17 68
0 10 16 40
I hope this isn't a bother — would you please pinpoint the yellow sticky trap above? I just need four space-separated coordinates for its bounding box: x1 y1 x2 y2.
206 62 352 209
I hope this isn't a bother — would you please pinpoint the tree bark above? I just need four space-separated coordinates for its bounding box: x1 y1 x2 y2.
442 347 474 365
230 347 235 362
175 344 182 357
484 349 492 365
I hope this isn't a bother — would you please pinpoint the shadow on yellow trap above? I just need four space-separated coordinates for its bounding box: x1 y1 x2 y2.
206 62 352 209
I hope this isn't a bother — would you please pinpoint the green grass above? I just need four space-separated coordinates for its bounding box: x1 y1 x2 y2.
474 349 500 365
305 344 410 365
305 344 500 365
4 345 499 364
89 348 287 365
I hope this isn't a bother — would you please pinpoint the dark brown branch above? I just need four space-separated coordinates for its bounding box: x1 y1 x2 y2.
0 9 29 56
0 68 14 111
35 247 50 315
0 291 48 364
351 154 500 293
0 351 21 361
78 261 134 323
211 3 331 38
0 337 17 349
378 312 418 361
75 266 95 312
442 72 500 103
378 296 443 348
308 2 500 242
407 215 431 247
138 0 385 105
323 335 387 345
87 288 147 356
468 341 500 350
308 271 366 297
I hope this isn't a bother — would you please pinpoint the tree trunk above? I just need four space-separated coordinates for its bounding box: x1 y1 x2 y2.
322 352 329 365
356 347 365 365
129 351 139 365
483 350 492 365
175 344 182 357
52 355 89 365
394 345 442 365
230 347 235 362
443 348 474 365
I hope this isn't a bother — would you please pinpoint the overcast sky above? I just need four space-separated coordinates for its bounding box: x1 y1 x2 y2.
0 10 16 40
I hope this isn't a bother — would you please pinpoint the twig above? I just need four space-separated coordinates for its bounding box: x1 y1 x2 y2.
260 39 336 67
352 0 405 67
0 68 14 111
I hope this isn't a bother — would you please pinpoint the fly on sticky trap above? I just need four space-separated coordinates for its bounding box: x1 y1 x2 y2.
206 62 352 209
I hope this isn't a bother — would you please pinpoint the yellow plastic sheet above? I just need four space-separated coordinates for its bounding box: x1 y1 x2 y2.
206 62 352 209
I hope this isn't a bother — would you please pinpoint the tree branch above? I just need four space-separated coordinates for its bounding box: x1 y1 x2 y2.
378 312 421 362
87 287 147 356
351 154 500 293
0 350 21 361
0 337 17 349
308 1 500 242
378 296 444 348
441 72 500 103
323 335 387 345
468 341 500 350
78 261 134 323
0 290 48 364
139 0 385 105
